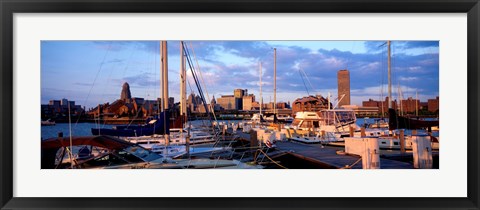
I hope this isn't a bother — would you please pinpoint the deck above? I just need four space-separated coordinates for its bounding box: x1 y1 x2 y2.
275 141 413 169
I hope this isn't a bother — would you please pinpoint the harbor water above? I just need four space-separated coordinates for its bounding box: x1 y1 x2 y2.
41 118 438 140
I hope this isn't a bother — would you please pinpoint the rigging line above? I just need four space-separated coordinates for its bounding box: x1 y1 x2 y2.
256 149 288 169
100 62 117 128
100 50 133 128
380 44 385 113
183 43 211 119
185 46 209 115
302 69 318 96
298 69 310 96
188 42 218 123
75 42 112 128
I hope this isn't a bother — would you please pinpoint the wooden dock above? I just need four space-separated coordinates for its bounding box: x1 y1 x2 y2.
275 141 413 169
234 131 414 169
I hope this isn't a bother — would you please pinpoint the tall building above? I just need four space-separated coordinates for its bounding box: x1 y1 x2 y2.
337 69 350 107
234 89 246 110
120 82 132 101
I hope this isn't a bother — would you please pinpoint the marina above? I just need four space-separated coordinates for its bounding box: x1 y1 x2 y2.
41 40 440 169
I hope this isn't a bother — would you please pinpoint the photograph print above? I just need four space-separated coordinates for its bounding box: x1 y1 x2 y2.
41 40 439 169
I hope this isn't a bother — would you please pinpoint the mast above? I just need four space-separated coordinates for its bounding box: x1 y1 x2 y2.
68 99 73 169
398 83 402 116
161 41 169 146
273 48 277 115
180 41 187 130
259 61 262 116
327 92 331 110
387 40 392 109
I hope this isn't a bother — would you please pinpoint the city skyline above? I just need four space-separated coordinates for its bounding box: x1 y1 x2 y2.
41 40 439 109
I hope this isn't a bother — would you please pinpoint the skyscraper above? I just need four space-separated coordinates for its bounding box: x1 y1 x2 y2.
337 69 350 106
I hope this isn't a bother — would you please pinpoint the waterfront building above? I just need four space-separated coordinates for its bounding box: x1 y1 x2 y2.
428 97 439 113
242 94 255 110
419 102 428 110
400 97 419 113
187 93 202 112
42 99 84 119
86 82 163 118
362 97 398 115
340 105 379 117
292 95 330 115
234 89 246 98
337 69 351 106
120 82 132 102
362 96 441 115
217 95 236 110
234 89 246 110
276 102 289 109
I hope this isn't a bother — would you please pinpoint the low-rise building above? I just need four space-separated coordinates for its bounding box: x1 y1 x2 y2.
428 97 439 113
217 95 236 110
292 95 330 114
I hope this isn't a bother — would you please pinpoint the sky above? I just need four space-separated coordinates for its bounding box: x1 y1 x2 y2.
41 40 439 109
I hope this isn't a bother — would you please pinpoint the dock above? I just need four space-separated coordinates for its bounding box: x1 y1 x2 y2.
275 141 413 169
234 131 414 169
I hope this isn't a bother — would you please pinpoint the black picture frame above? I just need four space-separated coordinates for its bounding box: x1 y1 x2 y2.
1 0 479 209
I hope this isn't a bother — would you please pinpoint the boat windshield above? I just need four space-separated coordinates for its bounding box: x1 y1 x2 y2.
321 110 356 125
123 146 163 162
292 119 302 126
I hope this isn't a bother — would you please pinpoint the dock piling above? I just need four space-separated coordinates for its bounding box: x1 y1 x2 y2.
399 129 405 154
412 135 433 169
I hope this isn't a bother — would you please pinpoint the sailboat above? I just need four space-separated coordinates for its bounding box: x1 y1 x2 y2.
45 41 257 169
90 113 169 137
377 41 439 150
384 40 439 132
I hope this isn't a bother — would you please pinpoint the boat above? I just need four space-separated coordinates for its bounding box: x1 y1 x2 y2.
41 119 56 126
331 134 439 150
264 114 294 123
41 135 260 169
288 109 359 134
288 130 341 144
368 119 389 129
91 113 169 137
388 108 439 131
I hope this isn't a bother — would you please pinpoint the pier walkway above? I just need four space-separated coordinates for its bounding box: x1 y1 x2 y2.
234 131 413 169
275 141 413 169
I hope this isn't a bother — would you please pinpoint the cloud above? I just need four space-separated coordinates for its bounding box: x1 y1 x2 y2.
397 41 439 49
364 41 439 53
399 76 418 81
182 41 439 104
116 72 158 87
43 40 439 108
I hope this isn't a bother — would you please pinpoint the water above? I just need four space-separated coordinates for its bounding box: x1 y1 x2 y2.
41 120 243 140
42 118 438 140
41 123 116 140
